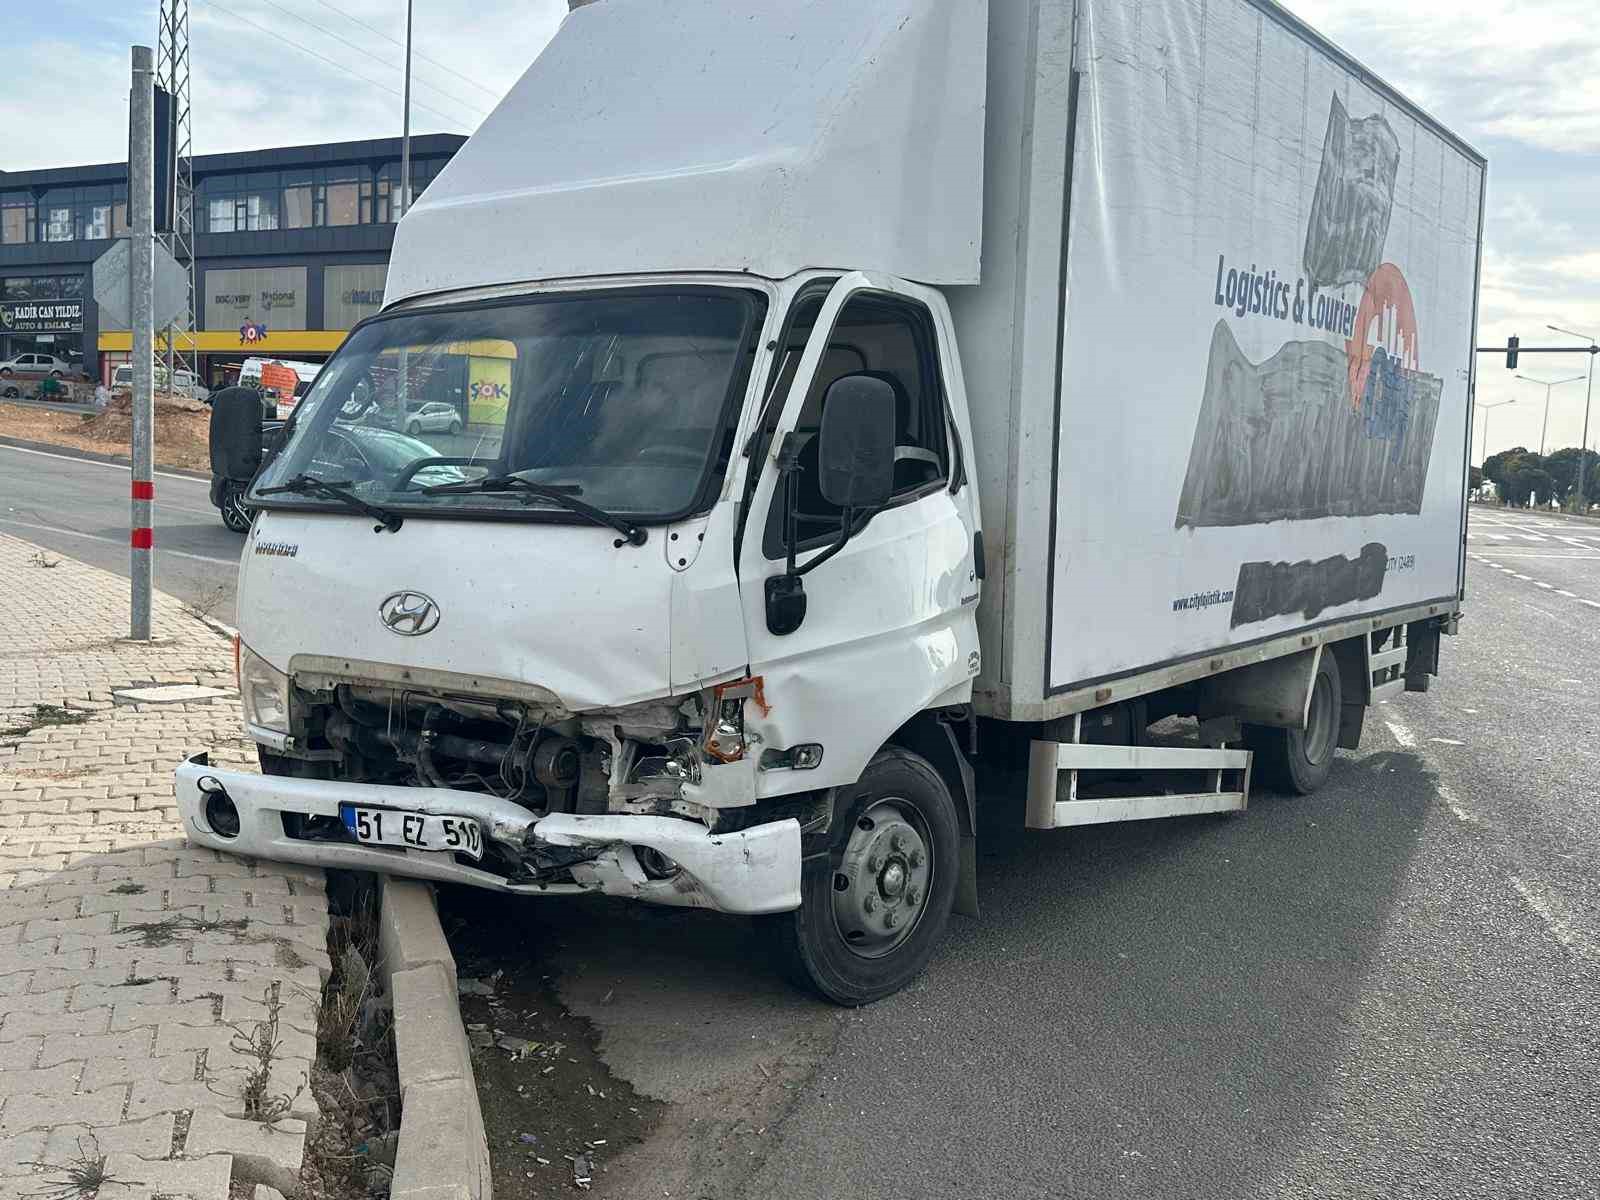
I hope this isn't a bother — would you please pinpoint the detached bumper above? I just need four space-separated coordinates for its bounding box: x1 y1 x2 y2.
174 753 801 915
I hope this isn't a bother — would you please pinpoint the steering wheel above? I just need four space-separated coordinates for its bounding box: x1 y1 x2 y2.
393 456 499 490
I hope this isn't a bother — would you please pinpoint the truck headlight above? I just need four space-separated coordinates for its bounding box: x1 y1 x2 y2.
238 642 290 734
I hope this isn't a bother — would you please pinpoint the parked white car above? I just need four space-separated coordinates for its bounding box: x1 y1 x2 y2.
110 363 210 401
401 401 464 436
0 352 72 379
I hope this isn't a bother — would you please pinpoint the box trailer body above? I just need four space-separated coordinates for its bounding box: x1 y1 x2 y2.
950 0 1483 721
178 0 1484 1004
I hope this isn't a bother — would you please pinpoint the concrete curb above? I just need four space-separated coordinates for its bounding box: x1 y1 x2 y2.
378 875 493 1200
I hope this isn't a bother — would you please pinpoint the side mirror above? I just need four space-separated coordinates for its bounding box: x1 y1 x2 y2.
817 374 897 510
208 386 265 482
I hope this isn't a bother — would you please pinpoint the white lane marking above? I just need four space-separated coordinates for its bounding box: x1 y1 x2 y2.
1484 533 1510 541
1429 737 1465 746
1535 581 1553 589
1387 713 1478 825
1583 600 1600 610
1384 718 1417 749
1513 574 1533 581
1517 533 1549 542
0 441 206 484
0 517 239 565
1557 590 1577 598
1508 875 1593 958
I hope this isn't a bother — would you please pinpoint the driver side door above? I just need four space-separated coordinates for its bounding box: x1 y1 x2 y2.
737 273 981 798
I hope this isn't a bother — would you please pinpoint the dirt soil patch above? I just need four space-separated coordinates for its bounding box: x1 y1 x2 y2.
0 394 213 473
439 889 664 1200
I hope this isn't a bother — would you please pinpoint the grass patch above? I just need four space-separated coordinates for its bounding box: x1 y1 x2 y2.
109 882 146 895
210 984 306 1126
1 704 92 739
117 913 249 949
23 1136 140 1199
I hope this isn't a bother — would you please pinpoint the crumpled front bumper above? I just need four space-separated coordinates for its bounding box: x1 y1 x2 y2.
174 753 800 914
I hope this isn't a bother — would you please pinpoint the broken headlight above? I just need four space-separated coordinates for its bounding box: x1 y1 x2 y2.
238 641 290 735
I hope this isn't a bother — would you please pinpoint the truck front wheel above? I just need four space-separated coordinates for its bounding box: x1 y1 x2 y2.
1245 651 1343 795
770 747 960 1005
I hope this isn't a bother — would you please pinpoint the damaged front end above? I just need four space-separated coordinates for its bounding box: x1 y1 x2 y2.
178 664 805 914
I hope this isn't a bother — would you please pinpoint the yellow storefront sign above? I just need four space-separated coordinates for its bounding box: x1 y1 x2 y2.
98 329 349 355
468 354 513 426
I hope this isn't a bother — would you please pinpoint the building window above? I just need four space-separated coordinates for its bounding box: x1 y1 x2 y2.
283 183 313 229
322 179 361 226
207 196 235 234
44 207 73 242
377 157 449 223
0 194 31 245
81 205 110 240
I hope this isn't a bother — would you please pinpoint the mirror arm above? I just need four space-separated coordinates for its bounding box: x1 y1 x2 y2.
794 507 855 578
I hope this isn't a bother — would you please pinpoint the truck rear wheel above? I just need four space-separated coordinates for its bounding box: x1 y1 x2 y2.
769 747 959 1005
1246 651 1342 795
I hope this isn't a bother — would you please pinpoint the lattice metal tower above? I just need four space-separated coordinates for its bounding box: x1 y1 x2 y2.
156 0 197 382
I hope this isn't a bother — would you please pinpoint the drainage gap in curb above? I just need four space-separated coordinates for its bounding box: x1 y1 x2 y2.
303 870 402 1199
438 886 664 1200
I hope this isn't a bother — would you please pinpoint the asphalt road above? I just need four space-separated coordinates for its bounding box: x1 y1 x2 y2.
464 505 1600 1200
0 442 243 626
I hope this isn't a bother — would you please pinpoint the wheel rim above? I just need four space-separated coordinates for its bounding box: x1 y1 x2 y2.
830 797 934 960
1304 673 1336 765
226 489 250 528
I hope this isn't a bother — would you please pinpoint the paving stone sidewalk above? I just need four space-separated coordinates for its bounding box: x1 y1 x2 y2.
0 532 329 1199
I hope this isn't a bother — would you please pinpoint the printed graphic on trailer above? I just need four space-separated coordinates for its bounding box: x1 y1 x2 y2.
1050 0 1480 686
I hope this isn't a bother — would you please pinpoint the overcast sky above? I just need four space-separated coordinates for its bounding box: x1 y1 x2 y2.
4 1 1595 460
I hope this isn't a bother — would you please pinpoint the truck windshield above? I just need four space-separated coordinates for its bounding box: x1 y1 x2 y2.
250 289 762 521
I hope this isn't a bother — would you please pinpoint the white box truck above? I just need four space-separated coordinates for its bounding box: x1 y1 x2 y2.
180 0 1485 1003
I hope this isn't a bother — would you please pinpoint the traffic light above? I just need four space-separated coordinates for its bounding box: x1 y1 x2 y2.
1506 335 1519 369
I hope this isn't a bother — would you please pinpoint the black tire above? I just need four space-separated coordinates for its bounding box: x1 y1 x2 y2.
0 368 11 378
1246 651 1342 795
449 420 462 435
49 370 63 379
407 420 421 435
1 385 18 399
219 481 253 533
768 746 960 1006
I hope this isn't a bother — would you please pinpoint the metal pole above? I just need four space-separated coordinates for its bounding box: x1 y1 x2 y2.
1578 350 1596 513
400 0 413 215
161 4 174 395
130 46 156 641
1538 382 1552 457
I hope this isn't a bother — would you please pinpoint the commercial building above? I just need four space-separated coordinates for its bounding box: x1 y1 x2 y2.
0 134 466 384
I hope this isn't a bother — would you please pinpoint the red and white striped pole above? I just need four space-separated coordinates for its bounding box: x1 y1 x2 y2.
130 45 156 639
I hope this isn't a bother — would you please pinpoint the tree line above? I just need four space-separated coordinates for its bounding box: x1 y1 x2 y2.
1480 446 1600 508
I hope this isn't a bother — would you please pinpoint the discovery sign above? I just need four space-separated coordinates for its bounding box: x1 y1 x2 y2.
0 300 83 334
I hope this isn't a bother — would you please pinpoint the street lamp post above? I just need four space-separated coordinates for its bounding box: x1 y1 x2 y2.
1547 324 1599 512
1477 399 1515 469
1514 372 1584 457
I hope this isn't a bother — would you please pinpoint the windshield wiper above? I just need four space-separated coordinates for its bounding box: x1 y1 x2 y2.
257 475 403 534
421 475 646 547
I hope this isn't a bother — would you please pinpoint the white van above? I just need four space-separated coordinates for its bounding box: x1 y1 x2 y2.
239 358 322 418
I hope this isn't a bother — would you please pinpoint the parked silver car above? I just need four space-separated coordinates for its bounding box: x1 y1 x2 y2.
402 401 463 436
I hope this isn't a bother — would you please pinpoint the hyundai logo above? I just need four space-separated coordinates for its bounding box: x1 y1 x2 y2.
379 590 440 636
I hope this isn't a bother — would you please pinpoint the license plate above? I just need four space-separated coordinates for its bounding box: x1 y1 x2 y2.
339 805 483 860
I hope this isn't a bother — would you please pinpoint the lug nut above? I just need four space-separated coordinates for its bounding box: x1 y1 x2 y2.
884 911 898 928
906 888 920 906
908 849 923 868
867 853 881 873
891 833 906 852
864 895 877 913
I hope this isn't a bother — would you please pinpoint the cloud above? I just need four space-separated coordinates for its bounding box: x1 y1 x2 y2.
2 0 567 168
1284 0 1600 153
